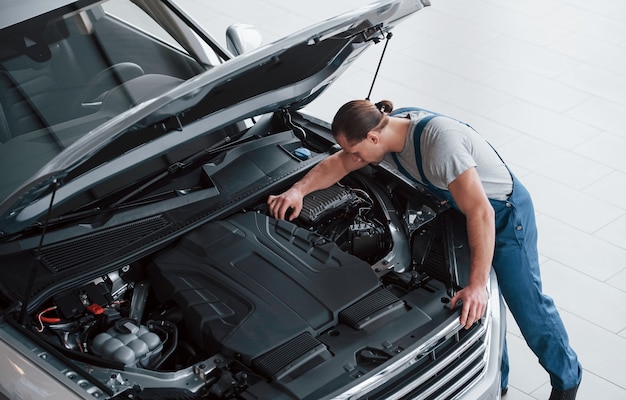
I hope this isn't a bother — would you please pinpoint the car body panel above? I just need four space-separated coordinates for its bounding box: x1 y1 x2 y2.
0 325 83 400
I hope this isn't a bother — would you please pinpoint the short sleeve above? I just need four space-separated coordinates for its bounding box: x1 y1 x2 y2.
420 120 477 188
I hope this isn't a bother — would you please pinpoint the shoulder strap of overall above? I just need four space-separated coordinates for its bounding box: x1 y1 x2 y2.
390 107 439 192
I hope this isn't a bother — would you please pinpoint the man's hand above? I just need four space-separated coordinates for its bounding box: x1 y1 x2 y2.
267 187 304 221
450 284 488 329
267 150 362 221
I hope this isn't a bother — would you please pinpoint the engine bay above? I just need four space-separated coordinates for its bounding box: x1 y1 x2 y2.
21 170 470 399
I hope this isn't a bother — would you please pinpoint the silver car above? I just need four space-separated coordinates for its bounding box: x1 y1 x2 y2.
0 0 504 399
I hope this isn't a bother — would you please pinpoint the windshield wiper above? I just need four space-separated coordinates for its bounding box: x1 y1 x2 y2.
18 189 186 236
111 125 265 207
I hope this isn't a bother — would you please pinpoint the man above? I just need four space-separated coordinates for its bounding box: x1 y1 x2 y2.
267 99 582 399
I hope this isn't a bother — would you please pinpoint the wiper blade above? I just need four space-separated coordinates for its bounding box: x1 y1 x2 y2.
38 207 103 228
20 188 187 236
112 125 264 207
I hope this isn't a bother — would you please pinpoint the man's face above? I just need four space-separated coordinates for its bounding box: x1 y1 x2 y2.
335 131 385 165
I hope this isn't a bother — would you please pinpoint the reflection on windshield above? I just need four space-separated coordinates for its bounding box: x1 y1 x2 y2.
0 0 208 203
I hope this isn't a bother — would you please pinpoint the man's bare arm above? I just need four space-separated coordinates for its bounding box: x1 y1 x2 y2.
447 167 495 328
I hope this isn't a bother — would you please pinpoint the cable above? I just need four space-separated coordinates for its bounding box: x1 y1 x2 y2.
36 306 60 332
284 110 307 142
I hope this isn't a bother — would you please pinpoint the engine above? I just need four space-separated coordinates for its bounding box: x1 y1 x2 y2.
148 209 383 364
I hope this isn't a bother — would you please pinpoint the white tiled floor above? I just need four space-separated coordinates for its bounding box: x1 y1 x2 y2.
186 0 626 398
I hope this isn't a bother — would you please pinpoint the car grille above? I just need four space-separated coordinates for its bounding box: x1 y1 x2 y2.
369 320 490 400
334 301 493 400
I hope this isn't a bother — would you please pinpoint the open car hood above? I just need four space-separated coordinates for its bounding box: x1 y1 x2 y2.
0 0 428 237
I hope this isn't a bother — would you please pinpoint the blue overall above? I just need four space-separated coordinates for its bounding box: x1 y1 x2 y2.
390 108 582 391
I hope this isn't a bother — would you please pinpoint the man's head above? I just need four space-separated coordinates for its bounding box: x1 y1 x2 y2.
331 99 394 164
331 100 394 143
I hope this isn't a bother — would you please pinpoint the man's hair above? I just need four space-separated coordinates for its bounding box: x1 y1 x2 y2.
331 100 394 144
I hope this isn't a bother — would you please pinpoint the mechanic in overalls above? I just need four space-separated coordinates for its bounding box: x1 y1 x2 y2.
267 99 582 399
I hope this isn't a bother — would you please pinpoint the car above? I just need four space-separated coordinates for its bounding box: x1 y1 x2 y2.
0 0 505 399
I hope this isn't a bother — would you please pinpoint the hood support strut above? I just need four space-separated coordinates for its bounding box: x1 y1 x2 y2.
366 27 394 101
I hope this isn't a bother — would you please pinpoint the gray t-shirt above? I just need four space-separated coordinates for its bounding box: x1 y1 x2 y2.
383 110 513 201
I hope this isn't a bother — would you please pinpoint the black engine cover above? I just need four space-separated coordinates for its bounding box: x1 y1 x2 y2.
149 212 379 362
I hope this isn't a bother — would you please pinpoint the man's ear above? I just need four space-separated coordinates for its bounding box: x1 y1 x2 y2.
366 130 380 144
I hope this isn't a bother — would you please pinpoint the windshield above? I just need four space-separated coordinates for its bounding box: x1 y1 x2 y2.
0 0 215 202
